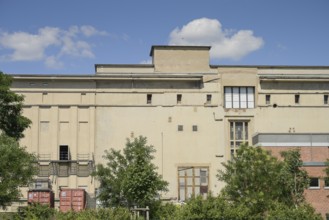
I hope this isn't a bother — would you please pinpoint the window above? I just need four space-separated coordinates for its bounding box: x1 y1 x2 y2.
177 94 182 104
178 167 209 201
224 87 255 108
295 94 300 104
230 121 249 158
324 178 329 188
206 94 212 104
147 94 152 104
178 125 183 131
309 177 320 189
324 95 328 105
192 125 198 132
266 95 271 105
59 145 69 160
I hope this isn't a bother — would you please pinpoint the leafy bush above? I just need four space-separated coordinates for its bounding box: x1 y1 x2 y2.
14 203 56 220
266 202 322 220
149 200 179 220
55 207 131 220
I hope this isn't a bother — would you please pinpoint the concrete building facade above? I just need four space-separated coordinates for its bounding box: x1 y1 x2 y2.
7 45 329 217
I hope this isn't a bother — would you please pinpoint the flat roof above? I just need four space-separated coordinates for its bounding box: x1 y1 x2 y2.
150 45 211 56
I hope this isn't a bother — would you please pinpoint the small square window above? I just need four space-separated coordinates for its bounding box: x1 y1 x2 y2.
324 95 328 105
266 95 271 105
206 94 212 104
178 125 183 131
295 94 300 104
309 177 320 189
177 94 182 104
192 125 198 132
147 94 152 104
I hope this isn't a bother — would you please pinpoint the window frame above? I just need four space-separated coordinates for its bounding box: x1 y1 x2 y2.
324 178 329 189
265 94 271 105
59 145 69 161
295 94 300 104
177 94 182 104
309 177 320 189
224 86 255 109
206 94 212 104
147 94 152 104
177 166 209 201
229 121 249 158
324 94 328 105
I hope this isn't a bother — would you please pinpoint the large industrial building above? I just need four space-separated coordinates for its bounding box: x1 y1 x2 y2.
7 45 329 217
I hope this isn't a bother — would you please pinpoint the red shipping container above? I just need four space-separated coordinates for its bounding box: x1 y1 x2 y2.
59 188 86 212
28 190 54 208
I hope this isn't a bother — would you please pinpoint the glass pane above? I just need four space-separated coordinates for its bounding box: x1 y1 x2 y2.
232 87 240 108
187 177 193 185
240 87 247 101
244 122 248 140
194 168 200 176
195 177 200 185
236 141 242 146
179 170 185 177
235 122 243 140
230 122 234 140
230 141 234 149
231 149 235 158
186 168 193 176
248 101 254 108
194 187 200 195
225 87 232 108
247 87 254 108
325 178 329 187
200 170 208 185
240 101 247 108
247 87 254 101
179 188 185 201
187 187 193 198
309 178 319 187
179 178 185 187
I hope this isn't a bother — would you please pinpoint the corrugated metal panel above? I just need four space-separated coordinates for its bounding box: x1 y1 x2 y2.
28 190 54 207
60 189 86 212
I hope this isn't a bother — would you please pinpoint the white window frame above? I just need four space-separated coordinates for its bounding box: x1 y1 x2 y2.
309 177 320 189
224 87 255 109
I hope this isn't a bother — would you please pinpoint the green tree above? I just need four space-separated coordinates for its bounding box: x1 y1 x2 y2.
0 71 31 140
217 144 283 215
267 201 322 220
0 72 37 209
0 134 38 209
217 145 317 218
280 148 309 207
94 136 168 208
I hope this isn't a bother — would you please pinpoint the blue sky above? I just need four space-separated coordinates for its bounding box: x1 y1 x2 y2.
0 0 328 74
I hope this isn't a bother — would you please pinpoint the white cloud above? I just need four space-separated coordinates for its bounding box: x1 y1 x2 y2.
80 25 108 37
0 27 60 61
45 56 63 69
169 18 264 60
0 25 108 68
